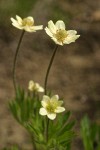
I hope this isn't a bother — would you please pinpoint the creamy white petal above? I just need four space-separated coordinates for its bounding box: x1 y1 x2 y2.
58 100 63 106
45 27 53 37
29 80 35 85
11 18 19 26
76 35 80 38
43 95 50 101
24 26 30 32
41 95 50 107
47 113 56 120
38 86 44 92
11 18 17 24
55 107 65 113
27 16 34 22
35 83 44 92
48 20 57 34
64 35 80 44
12 23 23 29
33 25 43 31
24 26 34 32
28 81 34 91
11 18 23 29
39 108 47 115
16 15 22 24
63 40 72 44
51 37 63 45
67 30 77 35
41 100 47 108
51 95 59 101
55 20 65 30
35 83 40 88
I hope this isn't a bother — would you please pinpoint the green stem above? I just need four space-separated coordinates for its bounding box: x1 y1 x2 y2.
45 117 49 143
30 134 37 150
44 45 58 95
25 127 37 150
12 30 25 92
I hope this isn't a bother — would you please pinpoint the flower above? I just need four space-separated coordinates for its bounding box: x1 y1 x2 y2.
45 20 80 45
39 95 65 120
28 80 44 92
11 15 43 32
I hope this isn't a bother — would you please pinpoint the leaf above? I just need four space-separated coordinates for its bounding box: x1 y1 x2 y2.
2 145 19 150
55 111 71 130
58 130 75 144
62 111 71 125
81 116 93 150
57 121 75 136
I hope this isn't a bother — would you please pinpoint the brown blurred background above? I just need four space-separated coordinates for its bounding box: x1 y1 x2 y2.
0 0 100 149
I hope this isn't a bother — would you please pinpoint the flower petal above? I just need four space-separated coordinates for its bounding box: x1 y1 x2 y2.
11 18 21 28
58 100 63 106
11 23 23 30
67 30 77 35
43 95 50 101
33 25 43 31
48 20 56 34
28 80 34 91
39 108 47 116
16 15 22 25
11 18 17 24
51 95 59 101
51 37 63 46
47 113 56 120
25 25 43 32
55 107 65 113
55 20 65 30
41 95 50 107
26 16 34 23
11 23 20 29
64 34 80 44
24 26 33 32
38 87 44 92
45 27 53 37
29 80 34 86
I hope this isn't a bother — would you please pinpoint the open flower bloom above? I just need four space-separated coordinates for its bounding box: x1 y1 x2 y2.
28 80 44 92
11 15 43 32
45 20 80 45
39 95 65 120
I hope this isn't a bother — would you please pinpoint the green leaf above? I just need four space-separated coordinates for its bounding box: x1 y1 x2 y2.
81 116 93 150
55 111 71 130
58 130 75 143
2 145 19 150
57 121 75 136
9 87 41 125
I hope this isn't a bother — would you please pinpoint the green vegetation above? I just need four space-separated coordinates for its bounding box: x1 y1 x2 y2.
81 116 100 150
9 87 75 150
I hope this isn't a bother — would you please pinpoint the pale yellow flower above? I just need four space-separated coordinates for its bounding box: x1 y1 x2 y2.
28 80 44 92
11 15 43 32
39 95 65 120
45 20 80 45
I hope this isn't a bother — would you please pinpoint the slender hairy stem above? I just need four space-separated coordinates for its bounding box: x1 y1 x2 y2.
31 134 37 150
44 45 58 95
25 127 37 150
45 117 49 143
12 30 25 92
44 45 58 143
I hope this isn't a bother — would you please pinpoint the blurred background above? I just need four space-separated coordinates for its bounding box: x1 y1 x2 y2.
0 0 100 149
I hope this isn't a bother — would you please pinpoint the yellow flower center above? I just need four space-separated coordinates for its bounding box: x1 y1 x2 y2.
22 18 33 26
46 101 58 113
54 29 67 43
